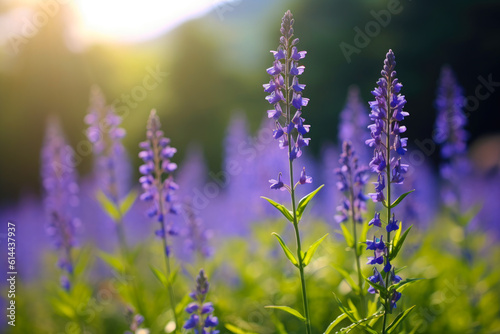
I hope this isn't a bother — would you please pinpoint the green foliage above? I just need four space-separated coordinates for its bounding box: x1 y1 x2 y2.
303 233 329 267
383 190 415 209
272 232 299 267
261 197 294 222
296 184 324 221
265 306 306 322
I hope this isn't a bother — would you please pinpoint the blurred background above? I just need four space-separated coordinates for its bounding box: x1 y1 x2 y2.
0 0 499 204
1 0 500 333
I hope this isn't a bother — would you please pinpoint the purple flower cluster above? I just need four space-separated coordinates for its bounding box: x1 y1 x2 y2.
338 85 371 163
264 10 310 162
139 110 179 255
41 118 80 291
434 65 468 162
182 198 213 259
184 270 219 333
334 141 368 224
84 86 129 201
365 50 409 310
366 49 409 232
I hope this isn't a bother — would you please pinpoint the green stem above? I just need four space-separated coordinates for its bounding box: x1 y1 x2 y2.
285 41 312 334
382 76 393 334
348 173 365 316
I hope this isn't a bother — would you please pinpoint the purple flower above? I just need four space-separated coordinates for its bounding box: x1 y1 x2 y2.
299 167 312 185
269 173 285 190
263 9 310 165
386 214 399 233
139 110 179 256
364 50 411 308
368 267 385 294
335 141 368 226
183 270 218 332
84 85 130 202
369 212 382 227
41 118 80 290
338 85 371 163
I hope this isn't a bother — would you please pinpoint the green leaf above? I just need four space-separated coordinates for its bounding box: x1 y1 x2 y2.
364 276 388 299
150 266 168 287
225 324 259 334
386 305 416 334
358 220 371 255
303 233 329 266
456 203 482 227
272 233 299 267
119 190 137 216
347 299 361 321
98 251 124 273
332 265 359 293
389 225 413 261
296 184 324 221
265 305 306 322
340 223 354 248
337 312 384 334
332 294 380 334
392 221 403 247
389 190 415 208
391 278 424 293
324 313 348 334
96 191 120 221
261 197 294 222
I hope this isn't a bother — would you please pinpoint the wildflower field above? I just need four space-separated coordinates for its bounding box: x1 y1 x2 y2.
1 1 500 333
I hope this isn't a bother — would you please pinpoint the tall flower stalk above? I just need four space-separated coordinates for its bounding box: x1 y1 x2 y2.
41 117 80 292
85 86 144 317
262 10 326 333
334 141 369 313
139 109 180 332
365 50 417 333
433 65 469 206
84 86 132 261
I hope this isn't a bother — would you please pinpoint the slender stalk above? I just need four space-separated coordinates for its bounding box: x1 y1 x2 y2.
153 137 179 333
285 43 312 334
381 78 393 334
347 172 365 316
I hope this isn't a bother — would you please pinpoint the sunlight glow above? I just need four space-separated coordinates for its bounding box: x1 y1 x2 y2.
72 0 227 43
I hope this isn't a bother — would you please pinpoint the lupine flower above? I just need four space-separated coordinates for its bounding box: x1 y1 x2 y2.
264 10 310 162
84 85 130 202
365 50 409 309
138 110 179 255
434 65 468 162
334 141 368 225
182 197 213 260
183 270 219 333
41 117 80 290
433 65 470 205
338 85 371 163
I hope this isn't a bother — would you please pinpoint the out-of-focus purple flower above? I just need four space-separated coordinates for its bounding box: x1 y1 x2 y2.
41 117 80 290
338 85 371 164
181 197 213 260
434 66 468 161
183 270 218 333
139 110 179 256
335 141 368 225
84 86 130 202
433 65 471 206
